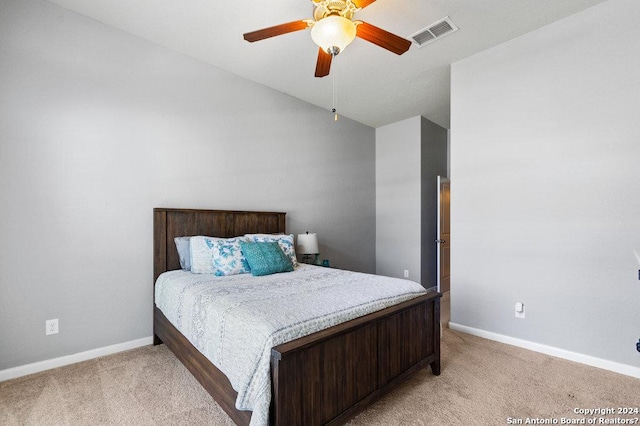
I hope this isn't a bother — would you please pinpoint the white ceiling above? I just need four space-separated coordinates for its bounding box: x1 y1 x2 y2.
45 0 607 128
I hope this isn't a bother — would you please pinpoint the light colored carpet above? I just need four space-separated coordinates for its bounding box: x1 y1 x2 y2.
2 295 638 425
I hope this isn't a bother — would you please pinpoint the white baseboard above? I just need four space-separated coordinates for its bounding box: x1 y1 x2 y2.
0 336 154 382
448 322 640 379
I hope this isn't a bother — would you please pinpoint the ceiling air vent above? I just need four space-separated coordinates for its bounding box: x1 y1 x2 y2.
410 16 458 48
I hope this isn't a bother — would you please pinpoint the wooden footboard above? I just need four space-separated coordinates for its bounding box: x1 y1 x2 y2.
270 292 440 425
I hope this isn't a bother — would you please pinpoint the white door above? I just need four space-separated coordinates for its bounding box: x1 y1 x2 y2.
436 176 450 293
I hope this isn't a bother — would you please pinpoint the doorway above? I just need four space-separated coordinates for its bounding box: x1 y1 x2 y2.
436 176 450 293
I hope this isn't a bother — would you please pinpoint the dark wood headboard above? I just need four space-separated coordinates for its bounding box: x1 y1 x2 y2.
153 208 286 283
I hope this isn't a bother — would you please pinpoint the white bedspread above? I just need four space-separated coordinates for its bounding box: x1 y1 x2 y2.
155 264 427 426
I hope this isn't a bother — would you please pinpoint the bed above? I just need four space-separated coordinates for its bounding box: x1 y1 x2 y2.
153 208 441 425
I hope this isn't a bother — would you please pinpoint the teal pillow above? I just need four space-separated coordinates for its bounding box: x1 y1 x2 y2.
240 241 294 276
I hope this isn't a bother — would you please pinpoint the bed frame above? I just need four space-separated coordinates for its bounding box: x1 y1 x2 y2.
153 208 441 425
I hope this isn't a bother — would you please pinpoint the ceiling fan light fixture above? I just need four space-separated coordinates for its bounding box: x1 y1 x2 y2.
311 15 357 55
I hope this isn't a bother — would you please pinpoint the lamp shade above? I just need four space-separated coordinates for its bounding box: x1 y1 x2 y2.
311 15 357 55
297 233 319 254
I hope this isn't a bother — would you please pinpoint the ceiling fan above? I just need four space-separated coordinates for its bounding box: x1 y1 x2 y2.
243 0 412 78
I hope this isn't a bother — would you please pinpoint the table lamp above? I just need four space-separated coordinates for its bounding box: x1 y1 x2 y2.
297 232 319 264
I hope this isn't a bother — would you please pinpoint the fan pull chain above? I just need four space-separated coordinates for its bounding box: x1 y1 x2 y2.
332 66 338 121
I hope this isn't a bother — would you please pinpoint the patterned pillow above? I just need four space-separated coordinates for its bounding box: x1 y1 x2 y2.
240 241 293 276
189 236 250 275
245 234 298 267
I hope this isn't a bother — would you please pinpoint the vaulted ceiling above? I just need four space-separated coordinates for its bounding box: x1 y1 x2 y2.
45 0 607 128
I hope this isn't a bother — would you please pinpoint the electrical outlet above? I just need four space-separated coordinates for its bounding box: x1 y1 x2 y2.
46 319 59 336
515 302 525 319
403 270 409 278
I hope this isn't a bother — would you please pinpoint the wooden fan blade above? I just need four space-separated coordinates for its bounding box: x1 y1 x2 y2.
315 48 332 78
356 21 411 55
352 0 377 8
243 20 309 42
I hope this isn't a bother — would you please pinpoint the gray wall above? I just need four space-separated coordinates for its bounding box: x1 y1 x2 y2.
450 0 640 368
0 0 375 371
375 117 422 282
375 116 447 287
